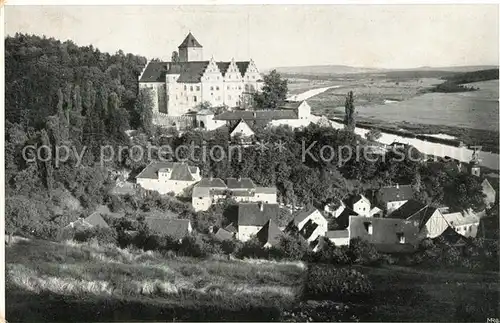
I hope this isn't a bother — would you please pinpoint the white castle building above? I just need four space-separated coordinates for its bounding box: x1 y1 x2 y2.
138 32 264 119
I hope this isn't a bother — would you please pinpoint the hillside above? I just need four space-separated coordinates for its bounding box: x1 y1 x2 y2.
6 237 499 322
270 64 499 76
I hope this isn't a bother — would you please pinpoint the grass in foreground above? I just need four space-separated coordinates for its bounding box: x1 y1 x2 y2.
6 238 305 321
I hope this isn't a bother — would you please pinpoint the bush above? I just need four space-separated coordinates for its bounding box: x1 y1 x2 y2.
235 238 270 259
269 233 311 260
347 238 381 265
304 265 373 302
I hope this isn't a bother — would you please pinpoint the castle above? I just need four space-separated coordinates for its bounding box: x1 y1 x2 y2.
138 32 264 118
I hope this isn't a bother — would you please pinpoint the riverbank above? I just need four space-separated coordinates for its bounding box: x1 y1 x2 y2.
325 117 500 171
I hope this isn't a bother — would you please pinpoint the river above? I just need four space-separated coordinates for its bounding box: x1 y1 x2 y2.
325 119 499 171
292 87 500 171
288 85 341 101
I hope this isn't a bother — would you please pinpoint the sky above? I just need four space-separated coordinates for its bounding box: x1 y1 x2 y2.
4 5 499 69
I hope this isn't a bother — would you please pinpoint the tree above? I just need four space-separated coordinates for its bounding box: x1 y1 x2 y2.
134 88 154 135
253 69 288 110
344 91 356 132
171 51 180 63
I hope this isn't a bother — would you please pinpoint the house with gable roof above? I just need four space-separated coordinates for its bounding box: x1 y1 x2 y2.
442 209 480 238
64 212 110 231
136 161 201 196
191 177 277 211
143 217 193 242
290 208 328 241
345 194 371 217
375 184 414 216
237 202 280 242
256 219 284 248
389 199 448 238
214 100 313 131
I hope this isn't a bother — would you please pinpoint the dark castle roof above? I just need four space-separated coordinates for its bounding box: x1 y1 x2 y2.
178 32 203 48
139 60 252 83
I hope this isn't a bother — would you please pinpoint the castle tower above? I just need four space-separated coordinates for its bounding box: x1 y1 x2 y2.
178 32 203 62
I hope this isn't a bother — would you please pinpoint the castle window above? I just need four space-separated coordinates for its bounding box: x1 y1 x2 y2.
229 75 232 79
184 85 187 91
190 86 193 91
196 86 200 91
227 86 230 90
216 86 220 91
239 86 242 90
210 86 214 91
193 96 197 102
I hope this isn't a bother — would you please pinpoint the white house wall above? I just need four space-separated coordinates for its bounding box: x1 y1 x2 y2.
238 225 262 242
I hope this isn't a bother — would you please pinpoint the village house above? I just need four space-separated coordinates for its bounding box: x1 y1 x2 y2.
213 100 313 130
237 202 280 242
345 194 371 217
348 215 422 253
289 208 328 242
256 219 284 248
375 184 414 216
136 161 201 196
138 32 263 121
388 199 448 238
442 209 480 238
143 217 193 242
230 119 256 143
64 212 110 231
325 230 350 246
323 199 346 218
191 177 277 212
194 109 227 131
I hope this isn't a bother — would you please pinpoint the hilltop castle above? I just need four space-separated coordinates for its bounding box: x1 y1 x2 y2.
138 32 263 117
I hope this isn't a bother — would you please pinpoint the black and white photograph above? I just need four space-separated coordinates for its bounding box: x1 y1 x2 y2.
1 2 499 322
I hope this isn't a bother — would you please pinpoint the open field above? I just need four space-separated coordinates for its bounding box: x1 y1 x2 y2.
329 79 500 133
356 265 499 322
303 77 445 116
6 237 499 322
6 238 304 321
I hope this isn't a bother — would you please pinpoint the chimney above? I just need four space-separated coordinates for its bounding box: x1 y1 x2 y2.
259 202 264 212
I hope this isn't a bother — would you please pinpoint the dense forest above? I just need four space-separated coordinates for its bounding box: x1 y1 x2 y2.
5 34 493 241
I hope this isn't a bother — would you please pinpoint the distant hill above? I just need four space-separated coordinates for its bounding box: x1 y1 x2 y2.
268 64 499 76
270 65 380 75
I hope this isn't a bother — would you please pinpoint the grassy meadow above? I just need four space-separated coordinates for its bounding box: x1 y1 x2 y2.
6 237 305 321
6 237 499 322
